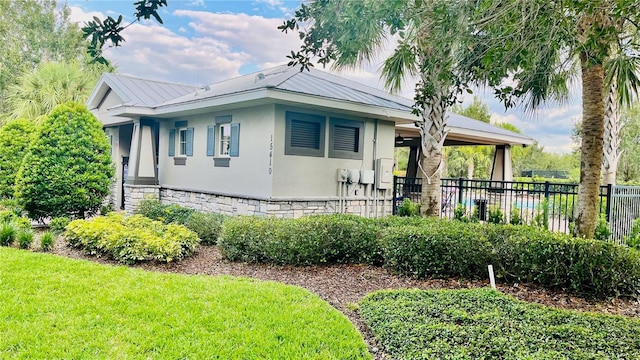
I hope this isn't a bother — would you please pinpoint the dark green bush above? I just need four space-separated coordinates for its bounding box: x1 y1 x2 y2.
135 199 225 244
487 206 503 224
381 220 494 279
626 217 640 250
219 214 381 265
134 199 195 225
184 211 226 245
14 102 114 221
487 225 640 298
594 214 611 241
217 213 640 298
0 119 36 199
397 198 419 217
49 217 70 234
65 212 199 264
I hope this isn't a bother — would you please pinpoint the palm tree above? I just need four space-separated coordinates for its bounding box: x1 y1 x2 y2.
281 0 471 215
464 0 640 238
3 61 110 124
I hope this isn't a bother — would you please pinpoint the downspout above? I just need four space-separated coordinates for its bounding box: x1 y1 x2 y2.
373 119 379 217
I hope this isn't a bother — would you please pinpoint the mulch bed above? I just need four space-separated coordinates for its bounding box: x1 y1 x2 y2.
52 242 640 359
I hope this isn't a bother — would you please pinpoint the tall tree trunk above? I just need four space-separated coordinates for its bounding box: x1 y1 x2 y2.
418 88 448 217
575 55 605 238
466 159 474 179
602 78 621 185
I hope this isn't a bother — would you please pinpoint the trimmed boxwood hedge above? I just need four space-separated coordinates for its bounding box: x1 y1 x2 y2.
218 214 640 298
220 214 382 265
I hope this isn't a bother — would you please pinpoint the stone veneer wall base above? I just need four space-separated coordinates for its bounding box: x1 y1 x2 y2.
123 185 392 217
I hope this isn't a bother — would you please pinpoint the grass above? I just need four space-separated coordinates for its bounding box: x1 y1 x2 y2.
360 288 640 359
0 247 370 359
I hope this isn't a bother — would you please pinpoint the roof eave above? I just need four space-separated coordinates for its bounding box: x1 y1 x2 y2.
107 88 420 122
446 126 535 146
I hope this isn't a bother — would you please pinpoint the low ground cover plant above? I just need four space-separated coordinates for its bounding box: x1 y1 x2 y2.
65 212 199 263
135 199 225 244
360 289 640 359
219 215 640 298
0 247 370 359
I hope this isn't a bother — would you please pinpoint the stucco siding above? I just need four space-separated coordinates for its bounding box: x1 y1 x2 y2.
272 105 395 198
157 104 275 198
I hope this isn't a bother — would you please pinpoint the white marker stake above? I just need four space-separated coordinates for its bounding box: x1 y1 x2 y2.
488 265 496 290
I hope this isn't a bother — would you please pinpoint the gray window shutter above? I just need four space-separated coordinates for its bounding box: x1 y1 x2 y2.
168 129 176 156
206 125 215 156
186 127 194 156
230 123 240 157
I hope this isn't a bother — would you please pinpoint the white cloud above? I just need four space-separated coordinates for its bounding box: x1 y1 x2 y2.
68 5 104 24
174 10 302 70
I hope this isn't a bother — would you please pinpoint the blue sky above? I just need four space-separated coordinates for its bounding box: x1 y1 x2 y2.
67 0 580 153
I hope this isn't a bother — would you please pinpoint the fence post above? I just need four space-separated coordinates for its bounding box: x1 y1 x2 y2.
605 183 612 222
457 177 464 205
544 181 550 200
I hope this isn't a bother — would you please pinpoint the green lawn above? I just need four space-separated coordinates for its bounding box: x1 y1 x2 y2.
360 288 640 359
0 247 370 359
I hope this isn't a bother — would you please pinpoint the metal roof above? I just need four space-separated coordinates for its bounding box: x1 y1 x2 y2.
90 66 534 146
159 64 411 111
88 73 199 109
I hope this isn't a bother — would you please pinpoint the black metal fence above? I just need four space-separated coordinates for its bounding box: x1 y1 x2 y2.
393 176 640 244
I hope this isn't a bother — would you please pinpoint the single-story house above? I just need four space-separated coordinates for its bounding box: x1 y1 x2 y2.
87 65 532 217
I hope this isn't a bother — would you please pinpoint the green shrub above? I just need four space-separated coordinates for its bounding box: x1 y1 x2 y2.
17 229 33 249
219 214 381 265
13 216 31 230
40 231 54 252
509 206 523 225
488 225 640 298
594 214 611 241
0 222 17 246
0 119 36 199
453 203 467 222
397 198 419 217
134 199 195 225
487 206 503 224
100 203 114 215
64 213 199 264
0 210 15 223
626 217 640 250
14 102 114 221
49 216 70 234
184 211 226 245
381 220 494 279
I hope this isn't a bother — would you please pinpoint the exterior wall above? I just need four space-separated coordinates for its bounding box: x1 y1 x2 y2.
272 105 396 202
123 184 160 213
104 124 133 210
158 187 392 218
94 90 132 126
157 104 274 199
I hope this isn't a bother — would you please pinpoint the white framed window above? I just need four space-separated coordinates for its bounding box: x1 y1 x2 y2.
219 124 231 156
178 128 188 156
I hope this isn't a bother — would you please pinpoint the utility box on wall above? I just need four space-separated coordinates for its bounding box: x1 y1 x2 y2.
360 170 375 185
375 158 394 189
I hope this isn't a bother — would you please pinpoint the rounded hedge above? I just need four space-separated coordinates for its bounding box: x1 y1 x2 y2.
217 214 640 298
15 102 114 221
0 119 36 199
